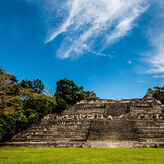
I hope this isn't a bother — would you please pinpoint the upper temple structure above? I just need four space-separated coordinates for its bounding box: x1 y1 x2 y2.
2 92 164 148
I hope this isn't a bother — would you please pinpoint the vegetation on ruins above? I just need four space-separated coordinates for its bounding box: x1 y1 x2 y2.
0 67 89 142
147 87 164 104
55 78 90 113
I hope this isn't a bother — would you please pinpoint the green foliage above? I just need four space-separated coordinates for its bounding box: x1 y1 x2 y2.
147 86 164 104
20 88 57 120
20 79 44 94
0 67 24 141
0 68 56 142
0 114 17 141
55 78 89 113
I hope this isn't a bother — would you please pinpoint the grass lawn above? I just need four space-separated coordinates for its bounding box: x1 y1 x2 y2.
0 147 164 164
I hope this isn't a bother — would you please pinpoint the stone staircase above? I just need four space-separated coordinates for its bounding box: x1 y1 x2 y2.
136 120 164 148
4 115 91 147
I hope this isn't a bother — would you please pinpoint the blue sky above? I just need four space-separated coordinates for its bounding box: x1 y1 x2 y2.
0 0 164 99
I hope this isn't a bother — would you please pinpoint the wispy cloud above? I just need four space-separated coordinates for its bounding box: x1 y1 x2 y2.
128 60 132 64
152 74 164 78
144 0 164 74
44 0 150 59
146 35 164 74
137 80 147 84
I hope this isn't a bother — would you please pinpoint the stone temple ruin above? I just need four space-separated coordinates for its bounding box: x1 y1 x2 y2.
2 92 164 148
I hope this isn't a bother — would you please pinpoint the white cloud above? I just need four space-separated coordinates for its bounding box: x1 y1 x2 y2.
152 75 164 78
147 36 164 73
145 1 164 74
45 0 150 59
137 80 146 83
128 60 132 64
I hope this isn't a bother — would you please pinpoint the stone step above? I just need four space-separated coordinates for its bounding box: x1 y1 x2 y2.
139 138 164 142
55 142 84 148
136 123 164 127
82 141 141 148
36 125 89 128
29 127 90 131
138 134 164 138
26 128 89 132
0 142 55 147
20 132 88 138
30 123 90 128
0 141 84 148
140 142 164 148
47 128 90 132
137 127 164 131
28 131 88 135
137 126 164 129
136 121 164 124
136 120 164 123
29 134 87 139
138 131 164 134
137 121 164 123
22 128 90 134
2 141 164 148
12 136 87 142
48 121 90 125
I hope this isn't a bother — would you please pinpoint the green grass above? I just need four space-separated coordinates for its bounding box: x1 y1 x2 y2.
0 147 164 164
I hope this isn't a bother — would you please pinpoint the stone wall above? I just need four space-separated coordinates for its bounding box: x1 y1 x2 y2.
87 120 138 141
1 93 164 148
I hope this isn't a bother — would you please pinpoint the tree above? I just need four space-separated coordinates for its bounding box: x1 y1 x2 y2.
147 86 164 104
0 67 56 142
20 79 44 94
0 67 21 115
20 88 56 122
54 78 89 113
0 68 26 141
